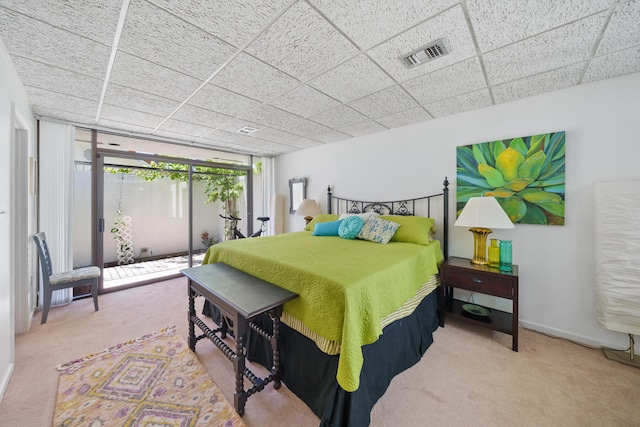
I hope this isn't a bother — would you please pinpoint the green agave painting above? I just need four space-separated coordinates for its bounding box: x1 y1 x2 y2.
456 131 565 225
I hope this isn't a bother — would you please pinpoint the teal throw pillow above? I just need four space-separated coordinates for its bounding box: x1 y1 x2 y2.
338 215 364 239
313 219 343 236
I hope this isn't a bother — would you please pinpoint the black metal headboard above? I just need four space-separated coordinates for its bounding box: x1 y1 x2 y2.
327 178 449 258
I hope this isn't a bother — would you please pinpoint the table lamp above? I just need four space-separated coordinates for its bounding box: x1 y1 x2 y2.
455 196 514 265
296 199 322 225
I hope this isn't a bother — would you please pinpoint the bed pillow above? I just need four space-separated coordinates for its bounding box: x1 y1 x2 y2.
304 214 340 231
339 211 380 223
357 217 401 244
338 215 364 239
313 219 344 236
381 215 436 246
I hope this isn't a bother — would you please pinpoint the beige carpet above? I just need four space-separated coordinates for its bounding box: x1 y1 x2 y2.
1 277 638 427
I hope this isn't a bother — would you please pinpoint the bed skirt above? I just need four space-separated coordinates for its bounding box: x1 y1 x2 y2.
203 289 439 426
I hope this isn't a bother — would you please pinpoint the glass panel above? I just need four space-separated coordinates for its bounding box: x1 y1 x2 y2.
73 129 93 269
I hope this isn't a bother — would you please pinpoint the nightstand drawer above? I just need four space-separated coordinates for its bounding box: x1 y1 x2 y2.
443 268 514 298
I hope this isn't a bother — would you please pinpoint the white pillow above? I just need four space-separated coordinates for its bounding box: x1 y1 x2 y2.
339 211 380 223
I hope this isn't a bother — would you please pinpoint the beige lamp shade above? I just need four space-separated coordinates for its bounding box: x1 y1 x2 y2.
455 196 514 264
296 199 322 224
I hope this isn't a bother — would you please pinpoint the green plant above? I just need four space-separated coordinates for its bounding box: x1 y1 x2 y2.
200 231 218 248
456 132 565 225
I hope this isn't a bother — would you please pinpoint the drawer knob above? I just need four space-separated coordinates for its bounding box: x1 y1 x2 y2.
471 277 482 284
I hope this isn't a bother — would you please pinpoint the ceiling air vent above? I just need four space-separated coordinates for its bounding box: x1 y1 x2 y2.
237 126 258 135
400 39 448 69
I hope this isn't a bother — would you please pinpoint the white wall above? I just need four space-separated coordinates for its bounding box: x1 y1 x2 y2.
275 72 640 352
0 39 34 400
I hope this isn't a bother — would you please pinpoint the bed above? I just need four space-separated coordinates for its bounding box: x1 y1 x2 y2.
201 178 449 426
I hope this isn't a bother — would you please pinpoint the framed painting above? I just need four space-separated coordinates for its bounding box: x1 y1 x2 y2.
456 131 565 225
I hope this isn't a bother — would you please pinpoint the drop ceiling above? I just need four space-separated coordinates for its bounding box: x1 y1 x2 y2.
1 0 639 157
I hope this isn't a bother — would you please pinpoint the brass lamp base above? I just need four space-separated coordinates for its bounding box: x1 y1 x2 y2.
469 227 493 265
603 334 640 369
304 216 313 225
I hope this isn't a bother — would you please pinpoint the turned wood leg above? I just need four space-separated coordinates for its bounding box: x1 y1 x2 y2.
271 307 283 389
233 313 247 416
188 283 196 351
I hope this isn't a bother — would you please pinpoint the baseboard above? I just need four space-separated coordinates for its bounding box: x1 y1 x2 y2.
519 320 639 352
0 362 15 403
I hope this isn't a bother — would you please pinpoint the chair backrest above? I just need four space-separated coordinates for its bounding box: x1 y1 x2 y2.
32 232 53 280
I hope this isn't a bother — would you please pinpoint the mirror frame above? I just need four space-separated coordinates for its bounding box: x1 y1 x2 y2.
289 178 307 214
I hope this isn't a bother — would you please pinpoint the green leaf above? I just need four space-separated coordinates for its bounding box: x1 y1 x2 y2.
498 196 528 223
518 150 546 180
526 134 547 158
456 171 491 188
490 141 507 163
472 144 487 165
537 201 565 217
478 163 507 187
509 138 528 156
496 147 525 182
484 189 516 198
519 188 563 203
520 203 548 224
456 146 479 173
504 178 534 192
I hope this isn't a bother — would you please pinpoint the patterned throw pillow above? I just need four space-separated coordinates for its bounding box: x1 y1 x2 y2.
338 215 364 239
357 217 401 244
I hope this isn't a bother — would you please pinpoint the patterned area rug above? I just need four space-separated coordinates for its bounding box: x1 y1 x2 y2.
54 326 245 427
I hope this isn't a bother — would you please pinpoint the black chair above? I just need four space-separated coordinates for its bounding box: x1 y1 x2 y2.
32 232 101 324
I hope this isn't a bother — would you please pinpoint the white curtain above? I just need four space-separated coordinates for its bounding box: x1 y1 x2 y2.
261 157 276 234
38 120 75 306
594 180 640 335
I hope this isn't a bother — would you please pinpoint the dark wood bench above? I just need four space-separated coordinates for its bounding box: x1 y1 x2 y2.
181 262 298 415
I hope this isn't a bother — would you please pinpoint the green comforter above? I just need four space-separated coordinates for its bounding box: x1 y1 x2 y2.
202 231 442 392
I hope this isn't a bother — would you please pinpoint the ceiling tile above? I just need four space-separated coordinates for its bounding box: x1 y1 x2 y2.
204 129 287 155
308 105 369 128
367 5 477 83
0 0 121 45
25 86 99 118
148 0 291 47
402 57 486 104
467 0 614 52
246 1 359 81
310 130 351 144
188 83 262 117
104 84 182 117
240 104 304 129
426 88 493 118
210 53 300 102
493 63 585 104
34 106 96 126
11 57 103 100
269 85 341 118
96 118 156 136
118 0 236 80
308 54 395 103
596 0 640 55
0 8 111 79
583 46 640 83
155 119 216 139
348 85 418 119
376 107 432 129
281 118 334 138
109 51 203 101
100 104 165 129
218 121 322 148
311 0 458 50
483 12 608 85
171 104 234 129
339 120 387 138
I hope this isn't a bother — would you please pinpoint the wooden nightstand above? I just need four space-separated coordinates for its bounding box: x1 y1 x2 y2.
440 256 519 351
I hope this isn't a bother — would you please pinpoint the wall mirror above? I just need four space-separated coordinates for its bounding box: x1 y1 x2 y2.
289 178 307 214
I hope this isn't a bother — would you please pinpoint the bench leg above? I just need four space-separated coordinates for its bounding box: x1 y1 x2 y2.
271 307 283 390
188 283 196 351
233 313 247 416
